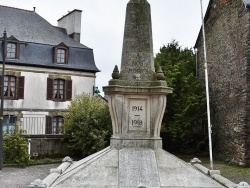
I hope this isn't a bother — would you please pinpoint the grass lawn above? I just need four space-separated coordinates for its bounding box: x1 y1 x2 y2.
176 154 250 184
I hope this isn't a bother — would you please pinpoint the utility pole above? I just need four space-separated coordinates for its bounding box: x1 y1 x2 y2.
200 0 214 170
0 30 7 170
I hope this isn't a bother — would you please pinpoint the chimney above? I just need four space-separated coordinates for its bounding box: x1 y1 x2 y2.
57 9 82 42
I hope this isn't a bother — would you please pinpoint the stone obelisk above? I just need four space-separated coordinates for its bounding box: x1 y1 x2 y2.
103 0 172 149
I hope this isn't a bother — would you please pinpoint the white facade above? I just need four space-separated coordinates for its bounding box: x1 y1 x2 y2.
2 65 96 135
3 65 95 110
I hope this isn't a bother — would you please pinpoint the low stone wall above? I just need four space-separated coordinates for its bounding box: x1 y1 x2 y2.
27 137 69 157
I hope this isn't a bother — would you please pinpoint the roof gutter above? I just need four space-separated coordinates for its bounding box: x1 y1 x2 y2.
0 61 100 73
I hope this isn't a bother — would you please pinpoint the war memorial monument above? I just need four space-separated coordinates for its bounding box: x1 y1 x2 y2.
29 0 248 187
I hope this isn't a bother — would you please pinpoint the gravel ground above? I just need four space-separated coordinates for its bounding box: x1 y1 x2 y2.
0 164 59 188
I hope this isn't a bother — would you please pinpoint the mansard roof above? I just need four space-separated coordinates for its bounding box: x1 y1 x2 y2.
0 5 87 48
0 5 100 72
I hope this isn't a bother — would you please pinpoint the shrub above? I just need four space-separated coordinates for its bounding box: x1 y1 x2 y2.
63 94 112 157
3 129 30 166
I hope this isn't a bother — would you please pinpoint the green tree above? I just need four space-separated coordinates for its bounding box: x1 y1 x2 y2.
155 40 207 151
63 94 112 157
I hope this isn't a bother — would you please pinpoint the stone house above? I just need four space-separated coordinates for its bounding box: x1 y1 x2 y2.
0 6 99 136
195 0 250 165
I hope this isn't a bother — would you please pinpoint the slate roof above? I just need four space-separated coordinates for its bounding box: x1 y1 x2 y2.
0 5 100 72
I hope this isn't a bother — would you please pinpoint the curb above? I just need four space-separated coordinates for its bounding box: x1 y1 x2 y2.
190 157 250 188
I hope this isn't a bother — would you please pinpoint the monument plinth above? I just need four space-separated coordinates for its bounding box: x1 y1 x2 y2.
103 0 172 149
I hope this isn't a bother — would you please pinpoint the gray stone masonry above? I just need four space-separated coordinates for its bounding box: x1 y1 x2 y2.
195 0 250 166
103 0 172 150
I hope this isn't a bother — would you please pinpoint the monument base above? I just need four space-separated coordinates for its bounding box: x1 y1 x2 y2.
110 137 162 150
42 147 226 187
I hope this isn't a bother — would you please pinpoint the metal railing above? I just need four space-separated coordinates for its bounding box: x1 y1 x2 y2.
3 116 63 136
21 116 46 135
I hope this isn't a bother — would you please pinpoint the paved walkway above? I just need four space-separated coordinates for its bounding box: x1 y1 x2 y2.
0 163 59 188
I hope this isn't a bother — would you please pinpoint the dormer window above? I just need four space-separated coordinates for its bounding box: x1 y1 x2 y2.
5 36 20 59
54 43 69 64
57 49 66 63
6 43 17 59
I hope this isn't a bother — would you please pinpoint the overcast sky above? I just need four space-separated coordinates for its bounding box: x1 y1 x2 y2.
0 0 209 95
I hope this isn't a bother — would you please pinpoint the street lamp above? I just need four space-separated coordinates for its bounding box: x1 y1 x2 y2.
0 30 7 170
93 86 100 95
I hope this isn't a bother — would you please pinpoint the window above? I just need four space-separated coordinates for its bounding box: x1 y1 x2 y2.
47 78 72 101
6 39 19 59
57 49 66 63
53 79 65 100
4 75 16 98
45 116 64 135
6 43 17 59
4 36 20 59
0 75 24 99
3 115 17 134
54 43 69 64
52 116 64 134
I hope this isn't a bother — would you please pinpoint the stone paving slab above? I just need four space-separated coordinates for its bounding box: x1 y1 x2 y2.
156 149 224 188
46 148 227 188
119 148 160 188
52 149 119 187
0 164 58 188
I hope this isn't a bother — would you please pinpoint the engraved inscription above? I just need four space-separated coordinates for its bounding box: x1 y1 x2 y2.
129 100 146 131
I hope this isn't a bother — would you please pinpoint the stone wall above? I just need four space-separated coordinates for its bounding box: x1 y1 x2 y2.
28 138 69 157
195 0 250 165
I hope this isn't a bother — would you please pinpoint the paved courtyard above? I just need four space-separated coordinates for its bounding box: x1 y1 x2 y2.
0 164 59 188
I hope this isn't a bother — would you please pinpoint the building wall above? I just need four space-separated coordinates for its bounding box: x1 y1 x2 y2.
3 65 95 111
196 0 250 165
2 65 96 135
57 10 82 36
